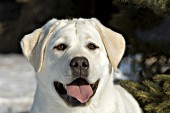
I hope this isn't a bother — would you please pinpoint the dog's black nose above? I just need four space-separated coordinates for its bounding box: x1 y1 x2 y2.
70 57 89 77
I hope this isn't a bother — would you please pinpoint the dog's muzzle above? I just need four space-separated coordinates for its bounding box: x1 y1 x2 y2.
53 57 99 106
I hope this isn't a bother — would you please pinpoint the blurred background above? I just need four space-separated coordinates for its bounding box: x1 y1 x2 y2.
0 0 170 113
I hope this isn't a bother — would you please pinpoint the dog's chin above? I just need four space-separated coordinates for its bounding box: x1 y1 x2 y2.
54 77 99 107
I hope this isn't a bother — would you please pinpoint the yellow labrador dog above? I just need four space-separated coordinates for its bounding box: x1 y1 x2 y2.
21 18 142 113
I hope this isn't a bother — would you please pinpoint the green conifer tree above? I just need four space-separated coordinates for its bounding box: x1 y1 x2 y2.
119 74 170 113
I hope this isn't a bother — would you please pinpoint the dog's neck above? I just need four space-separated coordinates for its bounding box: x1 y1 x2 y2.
30 75 117 113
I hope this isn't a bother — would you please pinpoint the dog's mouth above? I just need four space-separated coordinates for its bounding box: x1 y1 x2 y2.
54 78 99 107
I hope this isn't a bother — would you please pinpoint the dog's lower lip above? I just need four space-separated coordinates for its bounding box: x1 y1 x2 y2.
53 78 99 107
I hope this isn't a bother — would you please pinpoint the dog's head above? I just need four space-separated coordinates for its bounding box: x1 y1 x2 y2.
21 18 125 107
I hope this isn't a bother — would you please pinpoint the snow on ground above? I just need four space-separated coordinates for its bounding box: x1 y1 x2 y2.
0 54 36 113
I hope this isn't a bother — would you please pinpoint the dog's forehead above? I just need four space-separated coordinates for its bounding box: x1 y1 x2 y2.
75 21 100 38
49 19 102 44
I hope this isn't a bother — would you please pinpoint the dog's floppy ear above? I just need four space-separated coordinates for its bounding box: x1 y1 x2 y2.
21 19 58 72
20 28 42 72
91 18 125 70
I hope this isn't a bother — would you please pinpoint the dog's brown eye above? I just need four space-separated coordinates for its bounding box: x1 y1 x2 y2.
54 44 67 51
87 43 99 50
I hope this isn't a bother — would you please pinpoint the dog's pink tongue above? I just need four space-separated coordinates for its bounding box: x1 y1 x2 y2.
66 85 93 103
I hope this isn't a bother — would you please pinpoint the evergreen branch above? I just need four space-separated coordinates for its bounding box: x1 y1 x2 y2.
136 91 151 103
163 81 170 91
153 74 170 83
155 100 170 113
119 74 170 112
136 91 160 103
144 103 157 112
142 80 162 95
119 80 140 92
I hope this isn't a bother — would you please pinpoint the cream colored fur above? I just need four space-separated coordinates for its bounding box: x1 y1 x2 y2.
21 18 142 113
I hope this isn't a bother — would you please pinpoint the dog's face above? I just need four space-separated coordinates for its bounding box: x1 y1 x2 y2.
43 21 110 106
21 18 125 107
